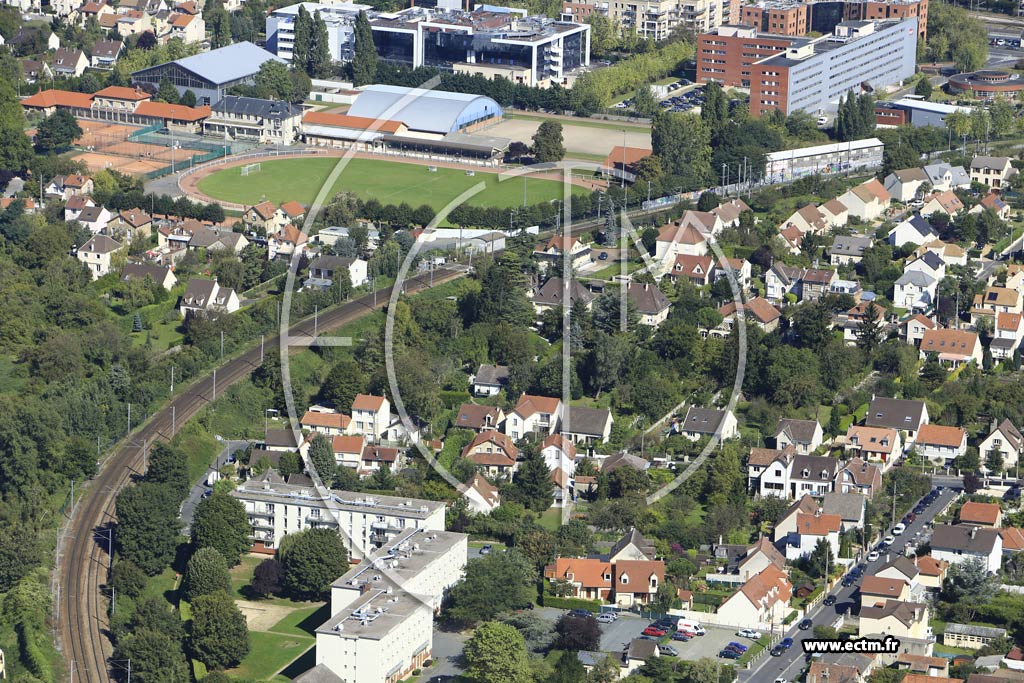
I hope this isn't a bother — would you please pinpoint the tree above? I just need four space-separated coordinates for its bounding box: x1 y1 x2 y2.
251 557 284 597
942 556 995 621
531 120 565 163
807 536 834 579
115 482 182 575
309 11 333 78
651 112 713 190
146 442 189 499
308 434 336 484
509 445 554 512
447 550 536 624
351 10 377 86
114 628 190 683
292 5 312 74
320 357 365 410
181 546 232 601
632 85 659 118
109 560 148 599
180 90 197 107
254 60 297 102
369 463 396 490
701 80 728 133
189 592 251 669
990 96 1015 139
914 77 933 99
33 109 81 154
190 491 251 566
278 450 303 477
554 614 601 651
696 192 720 212
156 77 180 104
463 621 531 683
986 448 1004 475
279 528 349 600
856 300 884 354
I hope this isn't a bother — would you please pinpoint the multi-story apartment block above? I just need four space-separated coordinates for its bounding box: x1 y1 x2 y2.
230 470 446 559
268 3 591 86
738 0 926 40
697 25 798 87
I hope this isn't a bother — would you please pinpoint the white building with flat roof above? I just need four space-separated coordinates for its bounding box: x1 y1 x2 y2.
765 137 884 184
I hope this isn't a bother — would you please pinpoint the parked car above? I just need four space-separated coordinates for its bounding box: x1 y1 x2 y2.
798 619 813 631
727 642 749 652
770 646 785 657
737 629 761 639
893 524 906 536
672 631 692 642
779 638 794 649
824 595 837 606
841 575 855 587
660 645 679 656
479 544 492 555
868 550 880 561
642 626 667 637
905 513 916 523
884 535 896 545
719 649 742 659
569 609 591 618
596 613 617 623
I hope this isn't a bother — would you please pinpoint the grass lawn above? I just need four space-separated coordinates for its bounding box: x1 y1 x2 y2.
538 507 564 531
197 157 586 209
227 631 315 681
588 259 645 281
269 604 332 638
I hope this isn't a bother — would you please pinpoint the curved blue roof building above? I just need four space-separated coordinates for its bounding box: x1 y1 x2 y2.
347 85 502 135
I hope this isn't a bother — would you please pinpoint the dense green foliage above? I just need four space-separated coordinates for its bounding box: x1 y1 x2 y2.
190 491 252 566
188 593 251 669
181 547 232 601
279 528 350 600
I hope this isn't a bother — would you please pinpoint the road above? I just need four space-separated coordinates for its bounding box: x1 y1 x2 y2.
57 266 466 683
744 484 961 683
179 438 250 535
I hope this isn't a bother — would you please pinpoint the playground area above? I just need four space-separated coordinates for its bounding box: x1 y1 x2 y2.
71 119 239 176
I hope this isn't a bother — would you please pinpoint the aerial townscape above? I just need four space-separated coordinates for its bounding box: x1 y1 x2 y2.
12 0 1024 682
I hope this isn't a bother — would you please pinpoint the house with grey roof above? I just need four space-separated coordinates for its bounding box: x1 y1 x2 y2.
204 95 303 144
121 262 177 290
91 39 123 68
829 235 874 266
888 215 938 248
924 162 971 192
883 167 929 203
864 396 929 441
930 524 1002 573
774 418 824 454
821 492 866 531
627 282 670 327
188 226 249 254
893 269 937 311
77 234 122 280
609 528 656 562
304 254 368 289
944 623 1008 650
471 363 510 397
680 406 738 442
562 406 613 446
178 278 239 317
532 276 594 315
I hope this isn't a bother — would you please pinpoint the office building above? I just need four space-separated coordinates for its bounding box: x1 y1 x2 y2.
738 0 927 40
697 25 799 87
267 3 590 86
230 470 446 560
748 18 917 116
297 528 468 683
875 98 972 128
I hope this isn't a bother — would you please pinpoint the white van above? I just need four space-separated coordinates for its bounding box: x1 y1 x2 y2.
676 619 706 635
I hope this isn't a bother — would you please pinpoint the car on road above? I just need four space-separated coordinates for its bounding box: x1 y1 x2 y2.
893 524 906 536
770 646 785 657
842 575 855 587
824 595 837 606
737 629 761 639
798 619 813 631
719 649 742 659
780 637 794 649
569 609 591 618
479 544 492 555
884 535 896 544
642 626 667 637
816 116 828 126
672 632 692 642
905 513 916 523
868 550 880 561
727 642 749 653
660 645 679 656
596 613 617 623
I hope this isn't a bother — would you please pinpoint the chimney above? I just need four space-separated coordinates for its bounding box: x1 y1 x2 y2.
970 527 977 539
886 553 890 564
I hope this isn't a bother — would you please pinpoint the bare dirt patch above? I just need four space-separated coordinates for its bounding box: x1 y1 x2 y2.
236 600 296 631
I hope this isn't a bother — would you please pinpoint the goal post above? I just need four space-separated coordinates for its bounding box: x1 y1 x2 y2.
241 162 262 176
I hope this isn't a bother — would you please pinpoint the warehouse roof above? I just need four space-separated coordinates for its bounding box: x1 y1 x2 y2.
136 42 282 85
348 85 502 135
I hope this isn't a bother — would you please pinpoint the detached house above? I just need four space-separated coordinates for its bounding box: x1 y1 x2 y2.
959 501 1002 528
765 263 805 303
930 524 1003 573
50 48 89 77
924 162 971 192
534 235 591 271
670 254 714 285
654 222 708 264
970 156 1016 189
710 198 751 228
893 270 937 311
715 297 782 335
830 236 874 266
979 419 1023 472
506 394 563 440
300 408 351 436
858 600 930 641
531 277 594 316
835 457 883 498
350 394 390 439
90 39 122 68
461 431 519 478
470 364 510 397
919 329 982 367
916 424 967 465
714 565 793 629
888 215 938 248
774 418 824 454
331 434 365 468
465 472 501 514
244 201 285 233
305 255 368 289
921 190 965 218
901 314 937 347
544 558 611 601
865 396 929 443
884 167 929 203
680 406 737 442
971 192 1011 220
859 576 910 609
562 406 613 446
749 449 838 499
269 225 308 260
838 179 891 221
178 278 239 316
783 512 841 560
120 262 176 290
845 426 902 470
453 404 504 433
612 560 664 607
627 283 670 327
991 312 1023 360
77 234 122 279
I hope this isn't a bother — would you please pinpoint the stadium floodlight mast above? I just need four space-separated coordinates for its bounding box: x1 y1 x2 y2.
267 77 748 606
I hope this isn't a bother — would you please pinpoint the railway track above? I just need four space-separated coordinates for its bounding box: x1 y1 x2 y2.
57 267 465 683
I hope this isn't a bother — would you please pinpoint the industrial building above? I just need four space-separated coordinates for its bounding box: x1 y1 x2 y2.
132 41 284 105
267 3 590 86
738 0 927 40
875 98 972 128
764 137 884 183
747 18 918 116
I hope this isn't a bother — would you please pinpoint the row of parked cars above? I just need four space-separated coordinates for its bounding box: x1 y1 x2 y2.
660 87 705 113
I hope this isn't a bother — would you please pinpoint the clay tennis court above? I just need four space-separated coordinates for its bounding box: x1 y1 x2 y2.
72 119 209 174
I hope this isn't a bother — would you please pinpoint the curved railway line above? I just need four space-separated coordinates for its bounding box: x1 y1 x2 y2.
57 267 464 683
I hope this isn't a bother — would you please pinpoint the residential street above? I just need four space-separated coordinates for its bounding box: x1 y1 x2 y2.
180 437 250 534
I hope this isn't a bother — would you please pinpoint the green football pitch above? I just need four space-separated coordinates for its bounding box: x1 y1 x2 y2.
196 157 588 210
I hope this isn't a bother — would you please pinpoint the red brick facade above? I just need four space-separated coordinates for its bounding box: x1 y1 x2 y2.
696 28 797 88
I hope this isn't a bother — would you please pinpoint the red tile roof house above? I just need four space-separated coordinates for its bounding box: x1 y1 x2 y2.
461 431 519 478
505 394 563 440
300 408 351 436
544 558 612 601
958 501 1002 528
915 424 967 466
331 434 365 469
612 560 665 607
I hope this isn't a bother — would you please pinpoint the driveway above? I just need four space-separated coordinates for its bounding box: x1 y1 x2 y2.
180 437 250 533
427 628 469 679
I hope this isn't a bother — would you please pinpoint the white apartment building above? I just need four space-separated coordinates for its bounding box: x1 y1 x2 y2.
230 471 446 560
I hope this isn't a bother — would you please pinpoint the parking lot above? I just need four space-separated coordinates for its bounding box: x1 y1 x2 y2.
598 614 750 662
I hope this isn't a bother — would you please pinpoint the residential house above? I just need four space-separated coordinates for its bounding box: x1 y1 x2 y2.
959 502 1002 528
680 406 737 442
971 192 1012 220
801 268 837 302
991 312 1023 360
845 425 903 470
779 224 804 255
835 457 883 498
913 424 968 466
884 167 929 203
453 404 504 433
360 445 399 476
821 492 866 532
64 196 96 222
543 558 612 601
893 270 937 312
244 201 285 233
710 198 751 228
875 555 921 593
709 537 787 584
944 623 1009 650
921 190 965 218
979 419 1023 472
627 283 670 327
774 418 824 455
189 226 248 254
765 263 805 303
533 235 591 271
110 209 153 243
120 262 176 290
505 394 563 440
47 174 93 199
714 564 793 630
749 446 797 498
930 524 1003 573
807 660 873 683
76 234 122 279
905 251 947 284
470 364 510 397
783 511 841 560
350 395 390 439
90 39 122 68
268 224 308 260
676 209 723 236
820 198 850 226
562 406 613 446
901 314 937 347
609 529 657 562
654 222 708 265
670 254 714 286
76 206 112 234
50 48 88 77
864 396 929 442
178 278 239 316
889 215 939 248
838 179 891 221
919 329 983 367
612 560 664 607
830 236 874 266
1001 527 1024 554
924 162 971 192
280 201 305 224
840 300 886 345
304 255 368 289
782 204 830 235
972 287 1023 329
970 156 1016 189
915 555 949 589
80 2 115 28
300 408 351 436
621 639 659 676
921 240 968 267
895 653 948 676
858 599 930 640
859 575 911 608
542 433 576 506
165 11 205 43
750 449 838 498
715 298 782 335
713 257 752 289
465 472 501 514
331 434 365 468
531 277 594 316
